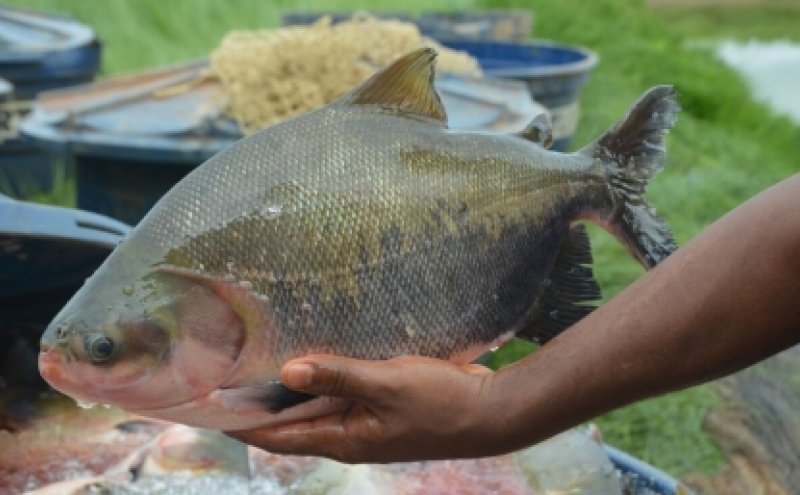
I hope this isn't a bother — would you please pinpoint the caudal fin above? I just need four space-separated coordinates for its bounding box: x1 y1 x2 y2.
581 85 679 268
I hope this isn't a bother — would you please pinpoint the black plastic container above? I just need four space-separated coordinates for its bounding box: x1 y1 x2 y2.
0 193 129 328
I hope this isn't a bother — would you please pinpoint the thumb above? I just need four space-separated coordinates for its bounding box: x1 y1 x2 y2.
281 354 384 401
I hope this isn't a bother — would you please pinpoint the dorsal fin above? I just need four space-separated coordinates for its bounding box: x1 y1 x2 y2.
518 113 554 149
340 47 447 125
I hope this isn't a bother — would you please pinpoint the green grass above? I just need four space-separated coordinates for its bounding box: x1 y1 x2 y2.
657 3 800 41
7 0 800 478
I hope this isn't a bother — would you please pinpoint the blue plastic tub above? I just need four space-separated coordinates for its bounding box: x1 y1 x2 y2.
21 61 544 225
439 38 598 151
0 5 101 199
0 6 101 98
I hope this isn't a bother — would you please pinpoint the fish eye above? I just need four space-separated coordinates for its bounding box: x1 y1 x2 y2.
85 335 116 363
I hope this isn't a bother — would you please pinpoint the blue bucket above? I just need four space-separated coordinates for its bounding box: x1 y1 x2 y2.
438 38 598 151
0 5 101 199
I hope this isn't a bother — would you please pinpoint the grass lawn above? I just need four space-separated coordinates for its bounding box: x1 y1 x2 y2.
6 0 799 478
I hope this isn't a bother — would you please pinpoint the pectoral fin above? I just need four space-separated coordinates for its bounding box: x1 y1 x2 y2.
210 382 316 414
155 265 269 330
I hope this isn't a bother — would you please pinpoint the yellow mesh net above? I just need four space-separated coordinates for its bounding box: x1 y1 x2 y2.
209 14 482 133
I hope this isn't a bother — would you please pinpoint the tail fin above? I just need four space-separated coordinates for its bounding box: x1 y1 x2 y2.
581 85 679 268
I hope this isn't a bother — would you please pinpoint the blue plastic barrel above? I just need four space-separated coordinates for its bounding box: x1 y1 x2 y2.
0 5 101 198
21 61 543 225
438 39 598 151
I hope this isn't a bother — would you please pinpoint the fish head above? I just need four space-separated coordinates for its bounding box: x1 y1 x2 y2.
39 249 248 412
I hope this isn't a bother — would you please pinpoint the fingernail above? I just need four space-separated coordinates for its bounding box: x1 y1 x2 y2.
284 363 314 389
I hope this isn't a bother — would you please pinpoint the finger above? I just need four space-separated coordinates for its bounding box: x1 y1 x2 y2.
281 355 392 402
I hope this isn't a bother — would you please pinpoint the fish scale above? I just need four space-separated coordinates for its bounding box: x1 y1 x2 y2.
39 48 678 430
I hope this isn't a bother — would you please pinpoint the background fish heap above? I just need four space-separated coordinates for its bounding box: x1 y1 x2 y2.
4 396 622 495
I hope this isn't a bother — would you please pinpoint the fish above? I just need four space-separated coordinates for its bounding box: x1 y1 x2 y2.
21 425 251 495
130 425 250 478
22 477 120 495
39 48 678 431
23 426 621 494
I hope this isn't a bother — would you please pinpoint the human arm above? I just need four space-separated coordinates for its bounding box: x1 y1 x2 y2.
229 174 800 462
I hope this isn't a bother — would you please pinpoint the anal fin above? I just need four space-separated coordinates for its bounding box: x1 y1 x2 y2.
519 224 602 343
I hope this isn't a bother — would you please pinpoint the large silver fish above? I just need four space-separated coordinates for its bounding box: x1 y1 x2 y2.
39 49 678 430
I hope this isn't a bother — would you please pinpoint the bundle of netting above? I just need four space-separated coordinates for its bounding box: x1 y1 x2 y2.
209 14 482 133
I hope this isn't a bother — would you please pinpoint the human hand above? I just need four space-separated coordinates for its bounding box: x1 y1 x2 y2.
226 354 508 463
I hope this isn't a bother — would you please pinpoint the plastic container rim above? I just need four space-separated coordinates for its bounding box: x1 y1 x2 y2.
438 37 599 79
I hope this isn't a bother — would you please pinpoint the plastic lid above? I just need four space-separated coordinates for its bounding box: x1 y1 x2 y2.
0 193 130 247
21 60 546 163
0 5 101 99
0 5 96 63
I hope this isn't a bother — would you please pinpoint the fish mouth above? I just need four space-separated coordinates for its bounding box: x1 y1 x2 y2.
39 319 83 391
38 348 91 402
38 348 62 378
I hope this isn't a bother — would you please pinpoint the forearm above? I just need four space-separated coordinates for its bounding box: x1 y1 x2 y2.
490 174 800 451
